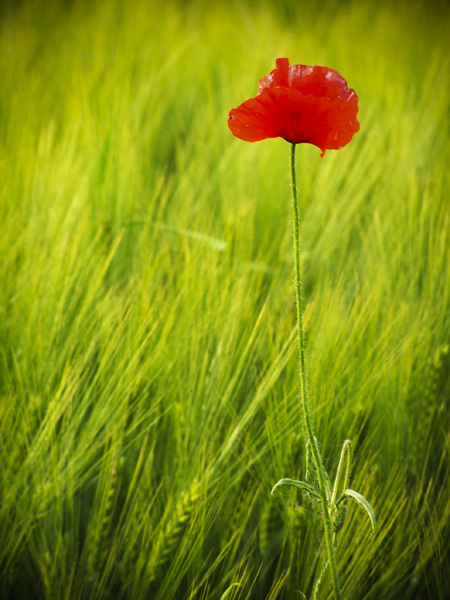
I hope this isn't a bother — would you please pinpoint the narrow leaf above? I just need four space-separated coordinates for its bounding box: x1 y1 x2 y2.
271 478 321 500
341 488 376 534
127 219 227 251
220 583 243 599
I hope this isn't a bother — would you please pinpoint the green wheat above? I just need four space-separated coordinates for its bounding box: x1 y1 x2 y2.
0 0 449 598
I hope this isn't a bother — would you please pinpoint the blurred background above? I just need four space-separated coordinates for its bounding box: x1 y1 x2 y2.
1 0 449 598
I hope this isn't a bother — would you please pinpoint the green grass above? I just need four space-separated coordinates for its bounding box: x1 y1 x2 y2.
1 0 450 598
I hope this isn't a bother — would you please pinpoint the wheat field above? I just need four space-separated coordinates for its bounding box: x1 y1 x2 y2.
1 0 449 598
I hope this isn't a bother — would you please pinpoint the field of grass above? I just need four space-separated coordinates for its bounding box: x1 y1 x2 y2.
1 0 450 598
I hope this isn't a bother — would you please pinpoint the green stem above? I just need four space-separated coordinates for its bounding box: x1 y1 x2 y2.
312 559 329 600
290 143 341 600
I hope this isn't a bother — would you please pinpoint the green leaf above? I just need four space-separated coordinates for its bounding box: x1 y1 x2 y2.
127 220 227 251
340 489 376 534
220 583 243 599
271 478 321 500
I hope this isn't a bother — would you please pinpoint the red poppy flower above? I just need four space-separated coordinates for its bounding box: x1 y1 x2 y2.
228 58 359 157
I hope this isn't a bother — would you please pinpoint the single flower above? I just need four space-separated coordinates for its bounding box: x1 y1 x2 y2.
228 58 359 157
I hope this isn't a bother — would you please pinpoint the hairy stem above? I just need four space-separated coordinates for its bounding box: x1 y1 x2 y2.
290 142 341 600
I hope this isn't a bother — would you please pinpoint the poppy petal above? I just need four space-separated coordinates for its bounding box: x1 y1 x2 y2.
228 91 282 142
228 87 359 154
257 57 291 93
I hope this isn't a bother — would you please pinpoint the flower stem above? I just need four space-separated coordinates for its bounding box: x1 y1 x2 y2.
290 142 341 600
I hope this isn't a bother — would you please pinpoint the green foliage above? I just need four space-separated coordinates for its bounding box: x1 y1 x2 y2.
0 0 449 598
338 490 376 535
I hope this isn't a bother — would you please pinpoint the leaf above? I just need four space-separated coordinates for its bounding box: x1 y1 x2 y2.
271 478 321 500
220 583 243 599
127 219 227 251
340 488 376 534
